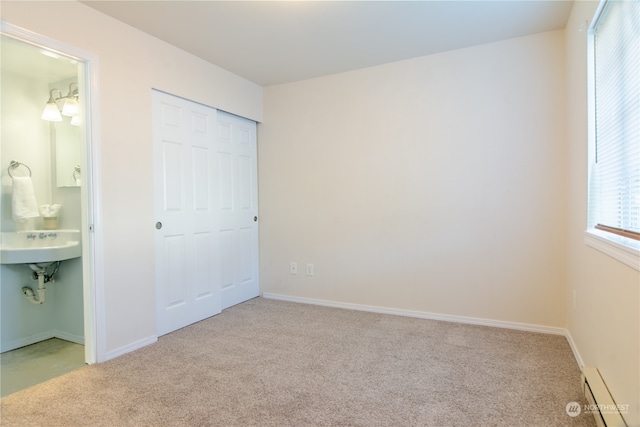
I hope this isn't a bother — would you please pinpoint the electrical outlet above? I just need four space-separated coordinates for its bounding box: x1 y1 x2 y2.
306 263 314 276
290 262 297 275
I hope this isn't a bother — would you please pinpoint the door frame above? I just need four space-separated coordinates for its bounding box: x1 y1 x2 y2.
1 21 105 363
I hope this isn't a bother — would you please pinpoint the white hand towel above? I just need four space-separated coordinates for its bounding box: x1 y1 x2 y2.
39 204 61 218
12 176 40 220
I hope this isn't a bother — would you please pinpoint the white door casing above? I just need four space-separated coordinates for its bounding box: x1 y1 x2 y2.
153 90 221 336
217 111 260 310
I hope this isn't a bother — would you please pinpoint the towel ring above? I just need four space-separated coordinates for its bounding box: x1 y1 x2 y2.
8 160 32 178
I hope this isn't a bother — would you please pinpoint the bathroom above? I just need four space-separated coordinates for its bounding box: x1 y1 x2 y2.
0 35 86 395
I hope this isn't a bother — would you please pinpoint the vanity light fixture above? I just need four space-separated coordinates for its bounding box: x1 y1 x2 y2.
41 89 63 122
61 82 79 117
41 83 79 122
70 115 80 126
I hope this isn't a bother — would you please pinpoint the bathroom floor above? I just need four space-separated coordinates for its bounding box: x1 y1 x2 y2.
0 338 85 397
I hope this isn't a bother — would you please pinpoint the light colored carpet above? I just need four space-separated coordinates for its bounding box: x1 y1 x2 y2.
0 298 595 426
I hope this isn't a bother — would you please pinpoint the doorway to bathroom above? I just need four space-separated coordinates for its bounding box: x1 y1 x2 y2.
0 23 101 395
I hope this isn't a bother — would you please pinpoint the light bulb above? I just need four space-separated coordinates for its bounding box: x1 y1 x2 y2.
41 102 62 122
61 97 79 117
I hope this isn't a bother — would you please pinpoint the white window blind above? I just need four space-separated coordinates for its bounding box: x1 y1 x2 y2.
591 0 640 240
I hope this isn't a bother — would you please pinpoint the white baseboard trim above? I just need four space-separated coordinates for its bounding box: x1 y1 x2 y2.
53 330 85 346
262 293 568 336
564 329 585 369
1 331 83 352
262 293 589 369
104 335 157 361
1 331 56 353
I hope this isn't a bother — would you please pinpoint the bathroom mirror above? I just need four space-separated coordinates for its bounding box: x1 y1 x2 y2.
54 120 82 187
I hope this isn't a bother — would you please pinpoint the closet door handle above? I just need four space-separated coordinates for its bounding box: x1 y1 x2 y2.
155 222 163 230
253 216 258 222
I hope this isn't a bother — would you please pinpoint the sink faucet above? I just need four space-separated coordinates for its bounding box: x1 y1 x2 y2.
37 233 57 240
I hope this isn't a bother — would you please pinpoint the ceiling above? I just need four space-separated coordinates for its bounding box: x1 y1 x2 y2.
83 1 574 87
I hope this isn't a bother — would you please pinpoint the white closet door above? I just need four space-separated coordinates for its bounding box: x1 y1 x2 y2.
216 110 260 309
153 90 220 336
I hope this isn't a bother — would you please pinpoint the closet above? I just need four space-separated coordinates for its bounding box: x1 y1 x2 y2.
152 90 258 336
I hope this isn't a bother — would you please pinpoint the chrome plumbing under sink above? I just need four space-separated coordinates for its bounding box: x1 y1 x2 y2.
0 230 81 264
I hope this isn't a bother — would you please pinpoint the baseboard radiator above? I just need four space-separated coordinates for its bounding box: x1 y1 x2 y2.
582 367 627 427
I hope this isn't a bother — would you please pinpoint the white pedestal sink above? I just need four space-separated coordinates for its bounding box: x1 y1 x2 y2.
0 230 81 264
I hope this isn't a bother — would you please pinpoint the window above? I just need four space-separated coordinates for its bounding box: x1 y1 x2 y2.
586 0 640 270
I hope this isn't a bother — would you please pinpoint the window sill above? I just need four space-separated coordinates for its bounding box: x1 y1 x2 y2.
584 229 640 271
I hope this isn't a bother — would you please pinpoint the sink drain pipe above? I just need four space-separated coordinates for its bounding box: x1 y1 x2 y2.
22 273 45 304
22 262 59 305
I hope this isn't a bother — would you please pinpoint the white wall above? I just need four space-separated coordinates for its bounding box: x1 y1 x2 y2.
565 2 639 425
1 1 263 358
259 30 567 328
